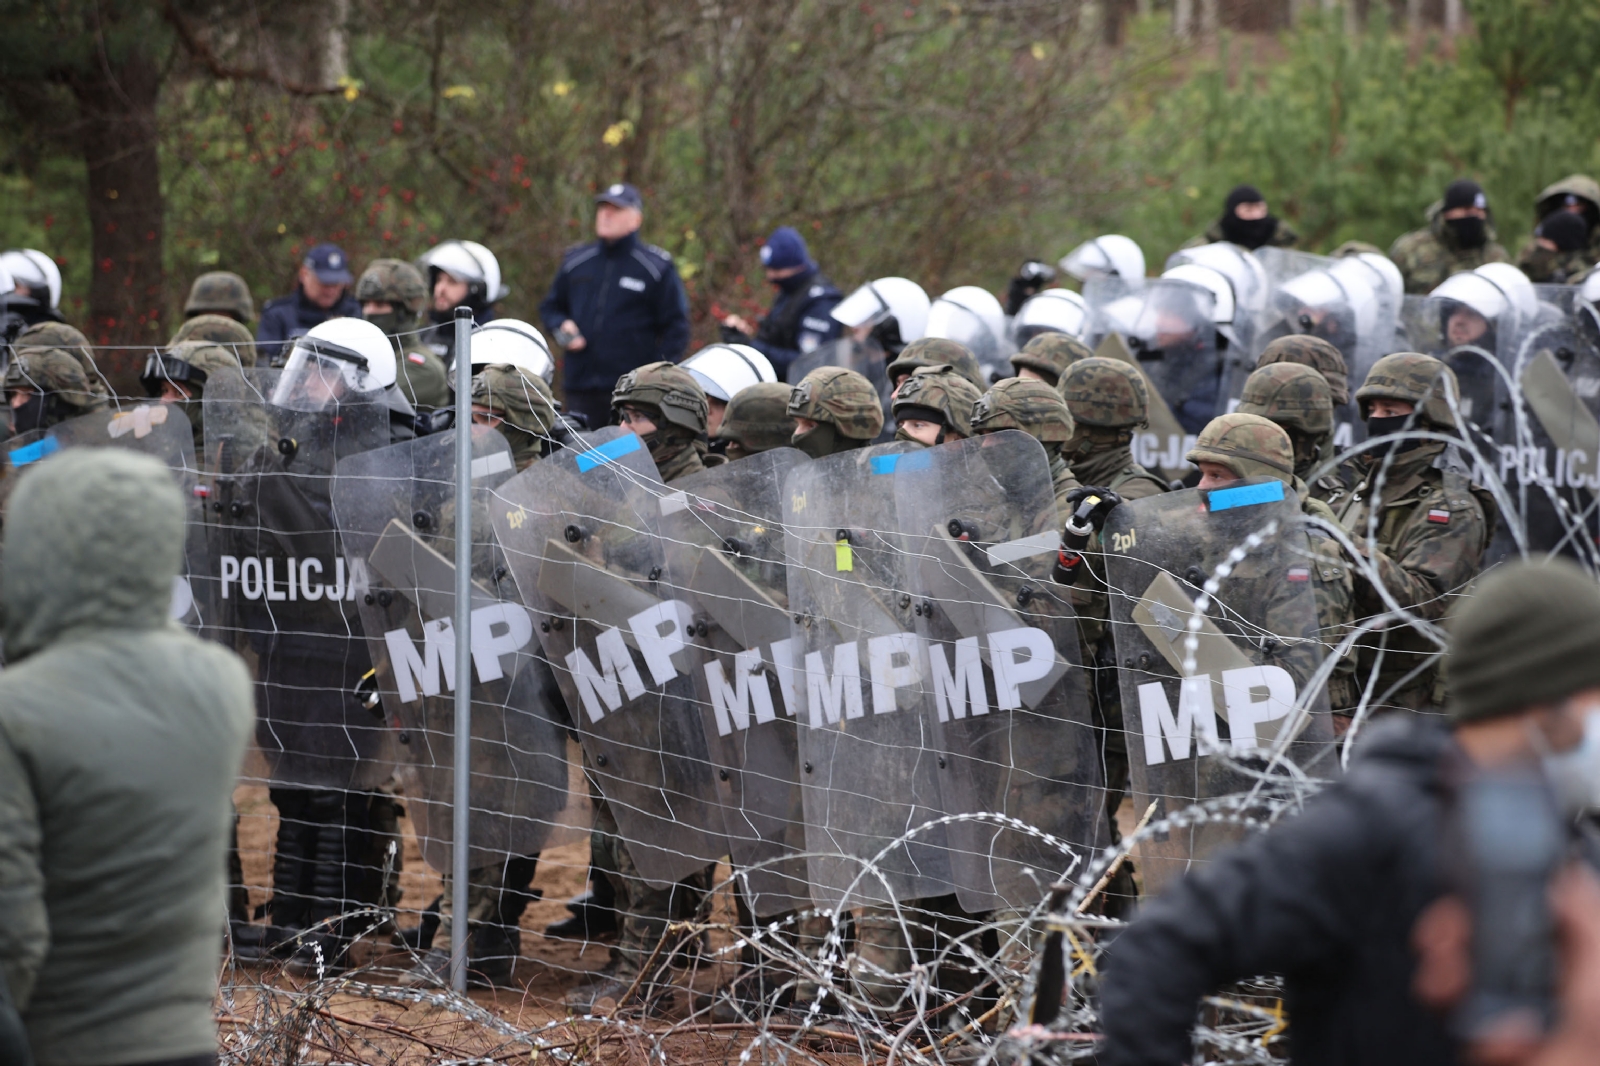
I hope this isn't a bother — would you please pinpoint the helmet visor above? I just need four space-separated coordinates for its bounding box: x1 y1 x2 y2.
830 283 892 329
270 337 375 411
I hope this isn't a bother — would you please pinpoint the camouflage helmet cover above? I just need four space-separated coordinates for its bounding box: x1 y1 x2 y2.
891 365 983 438
713 381 794 453
787 366 885 440
1354 350 1461 429
12 321 103 394
355 258 429 317
1235 362 1333 437
471 363 560 437
612 360 709 435
970 377 1075 443
1009 332 1094 385
166 340 242 380
170 314 257 365
885 337 988 392
1255 334 1350 406
183 270 256 322
1058 355 1148 429
1186 412 1295 482
5 347 95 408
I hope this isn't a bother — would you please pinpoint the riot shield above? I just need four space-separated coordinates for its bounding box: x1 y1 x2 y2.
331 429 571 872
489 427 728 888
786 337 894 439
783 442 954 908
656 448 813 917
1401 292 1509 444
1081 274 1145 355
1127 276 1227 435
204 368 397 790
1094 332 1194 484
894 431 1106 913
1166 242 1269 398
1102 479 1338 895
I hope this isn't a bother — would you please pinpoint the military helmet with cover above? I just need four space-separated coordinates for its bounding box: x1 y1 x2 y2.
1058 356 1148 429
891 365 982 439
787 366 885 440
1236 362 1333 438
6 347 95 408
970 377 1075 444
1009 331 1094 386
1354 351 1462 430
356 259 429 317
183 271 256 322
1255 334 1350 406
170 314 258 365
11 321 106 399
472 364 559 438
141 340 242 398
713 381 794 456
1186 412 1295 483
885 337 987 392
611 360 708 436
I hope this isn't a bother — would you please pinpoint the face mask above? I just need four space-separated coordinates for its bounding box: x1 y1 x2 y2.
1220 212 1278 250
792 421 840 459
1539 709 1600 814
10 392 48 436
1446 216 1487 249
1364 413 1422 458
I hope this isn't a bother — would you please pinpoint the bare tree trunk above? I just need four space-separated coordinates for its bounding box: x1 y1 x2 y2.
74 47 165 386
1174 0 1194 37
1444 0 1461 34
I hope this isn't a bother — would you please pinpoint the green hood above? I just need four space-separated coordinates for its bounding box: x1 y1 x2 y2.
2 448 184 660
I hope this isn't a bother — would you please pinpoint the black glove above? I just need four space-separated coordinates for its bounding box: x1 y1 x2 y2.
1054 487 1123 586
719 322 753 344
1004 259 1057 315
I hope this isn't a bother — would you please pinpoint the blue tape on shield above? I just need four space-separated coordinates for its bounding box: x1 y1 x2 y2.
1208 479 1286 512
869 450 932 475
9 436 60 468
575 434 642 473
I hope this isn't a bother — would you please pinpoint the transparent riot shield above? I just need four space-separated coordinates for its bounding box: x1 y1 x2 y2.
204 368 397 790
1127 276 1227 435
1081 274 1146 354
489 427 728 887
783 442 954 908
1166 243 1269 400
656 447 812 917
1102 479 1338 896
1094 332 1195 484
786 337 894 439
331 429 571 873
894 431 1106 913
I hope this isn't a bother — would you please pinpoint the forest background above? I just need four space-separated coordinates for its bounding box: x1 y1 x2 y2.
2 0 1597 388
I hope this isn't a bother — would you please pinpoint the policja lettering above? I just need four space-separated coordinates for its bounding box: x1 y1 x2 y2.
217 553 368 601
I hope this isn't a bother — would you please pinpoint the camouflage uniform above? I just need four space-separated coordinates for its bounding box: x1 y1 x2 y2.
183 271 255 324
472 364 560 471
787 366 885 458
1236 361 1338 490
5 347 102 428
711 381 793 460
970 377 1080 510
356 259 452 410
1331 240 1385 258
612 360 721 483
1334 353 1494 714
11 322 110 407
1181 216 1298 250
1389 202 1510 295
890 364 982 443
169 314 258 366
884 337 988 392
1515 175 1600 283
1009 332 1094 388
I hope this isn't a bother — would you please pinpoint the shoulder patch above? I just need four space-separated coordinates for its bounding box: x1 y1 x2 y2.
1426 508 1451 524
407 351 427 365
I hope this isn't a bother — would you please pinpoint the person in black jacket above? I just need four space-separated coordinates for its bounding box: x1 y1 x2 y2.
719 225 841 378
538 183 690 430
255 243 360 364
1096 556 1600 1066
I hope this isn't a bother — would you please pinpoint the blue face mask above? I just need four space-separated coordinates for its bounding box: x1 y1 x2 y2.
1540 708 1600 814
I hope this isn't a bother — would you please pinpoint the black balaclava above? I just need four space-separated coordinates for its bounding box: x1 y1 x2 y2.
1538 209 1589 253
1219 184 1276 250
1443 179 1489 249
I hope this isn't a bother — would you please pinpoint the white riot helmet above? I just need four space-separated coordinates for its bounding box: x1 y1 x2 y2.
1276 262 1379 349
0 249 61 311
1167 242 1267 315
466 319 554 383
0 260 13 299
682 343 777 402
1013 288 1090 344
925 285 1007 359
418 240 509 309
830 276 930 345
1158 264 1237 328
1059 235 1145 283
271 317 398 411
1576 272 1600 352
1429 263 1538 333
1348 252 1403 309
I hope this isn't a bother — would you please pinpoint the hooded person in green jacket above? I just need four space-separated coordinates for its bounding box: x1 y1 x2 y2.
0 448 254 1066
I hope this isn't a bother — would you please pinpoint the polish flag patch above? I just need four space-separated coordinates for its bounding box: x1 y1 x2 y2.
1426 508 1451 524
1287 566 1310 582
407 352 427 364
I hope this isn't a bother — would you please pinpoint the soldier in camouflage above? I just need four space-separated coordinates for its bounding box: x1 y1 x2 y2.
4 347 103 437
786 366 885 458
1335 352 1494 716
1235 362 1345 502
1009 332 1094 388
11 322 110 406
884 337 988 392
140 340 247 449
970 378 1080 509
1389 179 1510 295
1255 333 1350 408
357 259 452 411
169 314 258 366
1516 174 1600 283
611 360 721 482
183 271 256 324
1181 184 1299 251
471 364 561 472
711 381 793 460
890 364 981 446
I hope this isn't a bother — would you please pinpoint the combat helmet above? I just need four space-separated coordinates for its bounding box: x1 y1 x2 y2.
170 314 257 365
885 338 987 392
892 365 983 440
714 381 794 458
1009 333 1094 387
357 259 430 338
183 271 256 323
12 321 107 401
1236 362 1334 477
1255 334 1350 406
6 347 98 433
1186 412 1295 483
141 340 242 398
1355 351 1461 431
970 377 1075 445
472 364 560 469
1058 356 1148 429
612 360 709 437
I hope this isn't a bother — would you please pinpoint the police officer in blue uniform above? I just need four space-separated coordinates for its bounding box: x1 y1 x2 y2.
538 183 691 430
255 243 361 364
719 225 841 379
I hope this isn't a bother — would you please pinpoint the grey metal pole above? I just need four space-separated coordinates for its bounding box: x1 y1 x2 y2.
450 305 474 993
